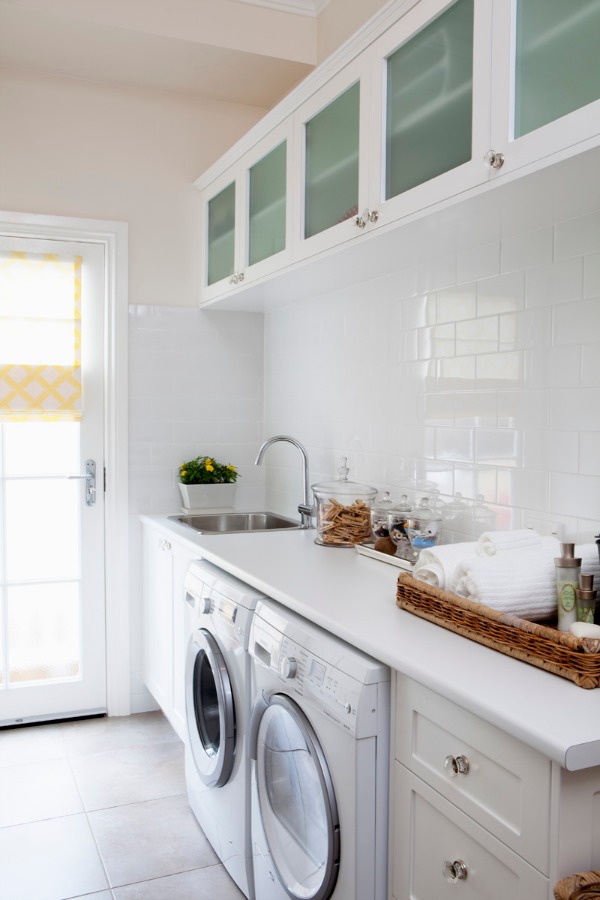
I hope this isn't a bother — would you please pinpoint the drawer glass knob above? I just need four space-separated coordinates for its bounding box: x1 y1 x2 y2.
443 859 468 883
444 754 470 776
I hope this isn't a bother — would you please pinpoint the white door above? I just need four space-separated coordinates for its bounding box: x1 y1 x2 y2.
0 237 106 725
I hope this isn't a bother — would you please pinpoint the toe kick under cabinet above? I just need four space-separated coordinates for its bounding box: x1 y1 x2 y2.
392 676 600 900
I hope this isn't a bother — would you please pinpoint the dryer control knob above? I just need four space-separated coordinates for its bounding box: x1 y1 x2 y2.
280 656 297 679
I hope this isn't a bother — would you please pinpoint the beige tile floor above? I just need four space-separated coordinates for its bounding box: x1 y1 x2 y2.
0 711 246 900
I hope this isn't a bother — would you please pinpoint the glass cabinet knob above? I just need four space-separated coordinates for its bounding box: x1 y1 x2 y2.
483 149 505 170
444 754 470 776
443 859 468 883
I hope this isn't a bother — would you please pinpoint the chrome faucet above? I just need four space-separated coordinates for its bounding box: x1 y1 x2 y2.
255 435 313 528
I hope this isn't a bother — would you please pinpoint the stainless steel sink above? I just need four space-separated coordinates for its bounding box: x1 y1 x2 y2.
168 511 304 534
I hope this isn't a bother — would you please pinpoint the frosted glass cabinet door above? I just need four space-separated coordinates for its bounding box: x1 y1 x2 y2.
248 141 286 268
241 120 293 284
490 0 600 177
207 180 236 287
514 0 600 138
370 0 492 222
304 82 360 240
294 58 371 259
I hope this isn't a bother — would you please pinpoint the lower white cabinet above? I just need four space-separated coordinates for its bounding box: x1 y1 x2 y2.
392 675 600 900
141 522 197 740
394 764 548 899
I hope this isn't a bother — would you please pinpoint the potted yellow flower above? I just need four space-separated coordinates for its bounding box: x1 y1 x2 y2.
178 455 240 511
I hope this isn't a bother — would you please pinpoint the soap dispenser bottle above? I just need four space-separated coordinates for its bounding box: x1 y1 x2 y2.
576 574 597 624
554 543 582 631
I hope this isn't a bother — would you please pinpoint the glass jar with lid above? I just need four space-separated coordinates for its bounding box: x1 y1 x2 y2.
406 497 442 550
312 458 377 547
387 495 413 551
370 491 396 541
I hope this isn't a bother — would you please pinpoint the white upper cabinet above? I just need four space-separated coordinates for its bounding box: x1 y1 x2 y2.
293 57 372 260
201 120 293 303
368 0 493 224
196 0 600 308
488 0 600 179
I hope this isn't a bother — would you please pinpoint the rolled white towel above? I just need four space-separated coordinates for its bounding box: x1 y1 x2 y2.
413 541 479 589
452 547 558 619
578 544 600 580
477 528 543 556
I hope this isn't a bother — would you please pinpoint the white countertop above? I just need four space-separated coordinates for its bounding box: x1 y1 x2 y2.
142 513 600 771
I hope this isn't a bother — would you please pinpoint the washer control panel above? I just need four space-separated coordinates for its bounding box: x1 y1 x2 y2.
251 615 371 737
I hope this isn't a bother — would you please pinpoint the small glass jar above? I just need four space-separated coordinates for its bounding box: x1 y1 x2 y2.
406 497 442 550
312 459 377 548
387 495 413 551
370 491 395 541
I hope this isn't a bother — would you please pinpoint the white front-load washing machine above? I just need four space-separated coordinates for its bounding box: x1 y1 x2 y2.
248 599 391 900
184 559 266 900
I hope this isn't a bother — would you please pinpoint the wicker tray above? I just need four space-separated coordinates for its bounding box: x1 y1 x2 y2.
554 870 600 898
396 572 600 689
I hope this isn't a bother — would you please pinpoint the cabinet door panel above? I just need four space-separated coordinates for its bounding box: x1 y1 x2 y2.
304 81 360 239
385 0 474 199
142 528 174 715
248 141 287 267
293 58 371 260
514 0 600 139
394 764 549 900
490 0 600 178
395 677 551 873
207 181 236 287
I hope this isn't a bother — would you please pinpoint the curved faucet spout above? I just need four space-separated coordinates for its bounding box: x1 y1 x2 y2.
255 435 313 528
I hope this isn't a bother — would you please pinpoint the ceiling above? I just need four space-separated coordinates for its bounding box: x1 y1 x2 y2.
0 0 323 109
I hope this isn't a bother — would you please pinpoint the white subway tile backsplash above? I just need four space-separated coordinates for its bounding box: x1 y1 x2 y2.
550 387 600 431
456 316 498 356
436 284 477 324
454 391 497 427
525 258 583 308
580 433 600 477
457 241 500 284
475 429 521 468
476 271 525 316
497 467 548 512
436 428 474 462
555 210 600 261
553 298 600 346
581 344 600 386
476 351 523 390
501 227 553 274
549 473 600 520
583 253 600 299
522 430 580 475
498 390 549 429
437 355 476 392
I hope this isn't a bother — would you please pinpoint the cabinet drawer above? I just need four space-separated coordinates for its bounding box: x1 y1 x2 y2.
394 763 549 900
395 678 551 873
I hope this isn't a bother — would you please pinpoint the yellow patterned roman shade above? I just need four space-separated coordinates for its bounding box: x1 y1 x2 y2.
0 251 82 421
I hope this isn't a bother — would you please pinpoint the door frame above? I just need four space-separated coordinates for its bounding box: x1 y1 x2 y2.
0 209 130 716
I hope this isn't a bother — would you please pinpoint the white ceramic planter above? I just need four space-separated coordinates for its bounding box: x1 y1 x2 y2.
178 482 236 511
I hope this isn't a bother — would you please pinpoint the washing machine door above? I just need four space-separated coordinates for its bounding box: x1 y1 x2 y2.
185 627 236 788
251 693 340 900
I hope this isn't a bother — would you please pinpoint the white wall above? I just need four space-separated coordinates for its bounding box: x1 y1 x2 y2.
261 150 600 546
0 69 266 308
128 305 264 711
317 0 390 62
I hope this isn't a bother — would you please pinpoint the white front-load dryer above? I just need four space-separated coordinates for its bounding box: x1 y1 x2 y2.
184 559 266 900
248 598 391 900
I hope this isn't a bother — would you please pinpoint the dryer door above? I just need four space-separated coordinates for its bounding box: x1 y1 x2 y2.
252 693 340 900
185 627 236 788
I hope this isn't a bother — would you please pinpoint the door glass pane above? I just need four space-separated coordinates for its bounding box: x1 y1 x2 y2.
385 0 473 199
5 479 80 582
257 703 335 897
515 0 600 138
193 650 220 757
4 422 79 475
8 582 80 684
248 141 287 267
207 182 235 286
304 82 360 239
